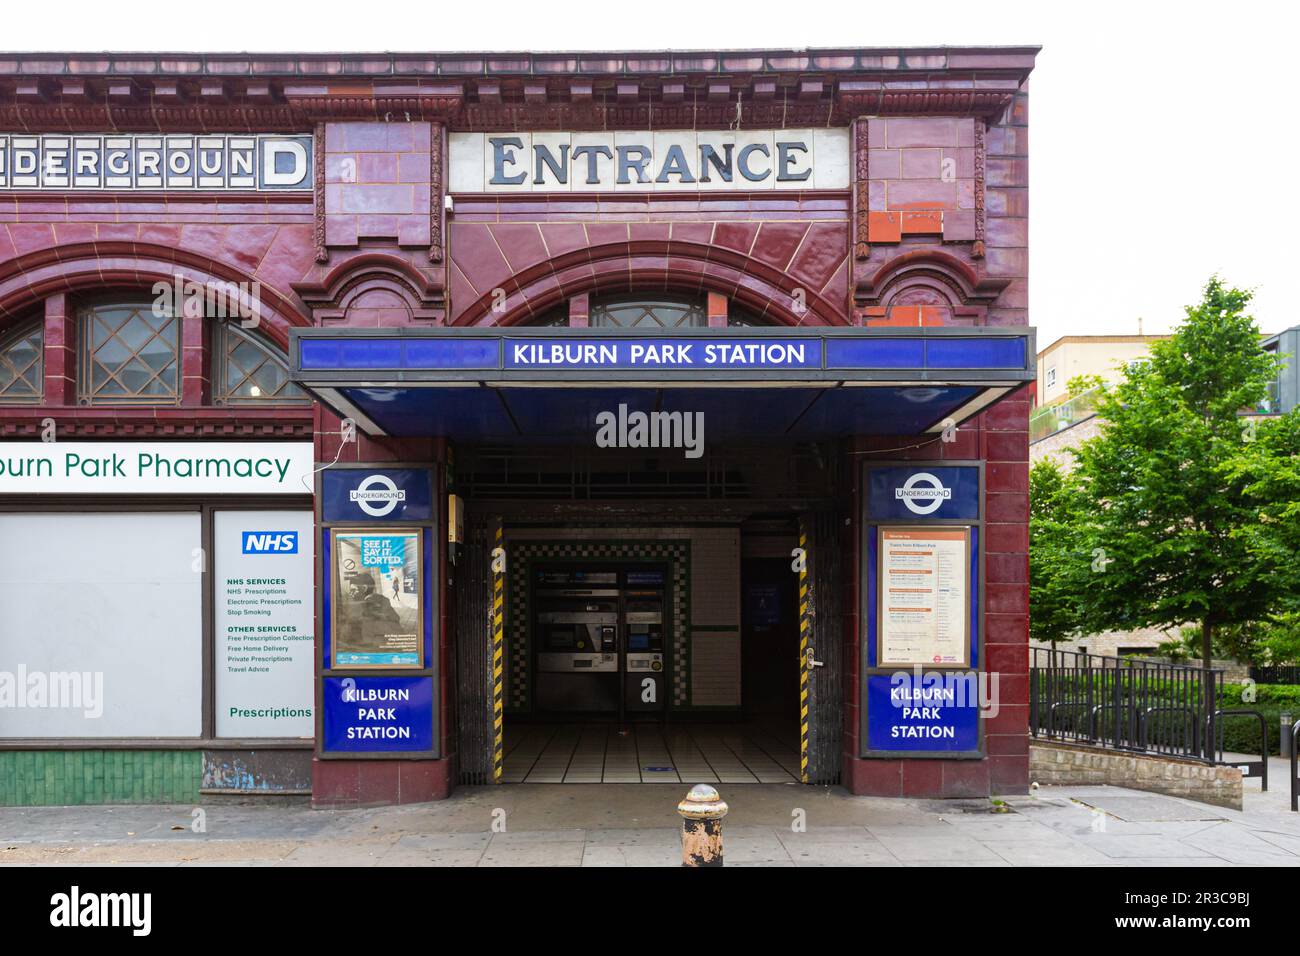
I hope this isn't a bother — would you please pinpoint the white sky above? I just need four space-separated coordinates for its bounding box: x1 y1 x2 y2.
8 0 1295 346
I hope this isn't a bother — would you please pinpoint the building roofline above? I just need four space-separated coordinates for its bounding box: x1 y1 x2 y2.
0 46 1040 80
1037 333 1172 358
0 47 1039 131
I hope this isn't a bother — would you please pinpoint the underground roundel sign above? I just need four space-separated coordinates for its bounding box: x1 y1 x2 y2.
350 474 406 517
321 468 434 522
865 465 980 521
894 472 952 515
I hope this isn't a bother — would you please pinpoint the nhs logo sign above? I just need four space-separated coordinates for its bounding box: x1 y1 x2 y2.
242 531 299 554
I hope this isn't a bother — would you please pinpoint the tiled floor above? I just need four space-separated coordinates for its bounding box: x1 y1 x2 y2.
502 722 801 784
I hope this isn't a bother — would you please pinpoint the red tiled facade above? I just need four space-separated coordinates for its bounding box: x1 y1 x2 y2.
0 47 1034 804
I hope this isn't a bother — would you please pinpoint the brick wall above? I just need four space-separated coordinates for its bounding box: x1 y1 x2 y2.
1030 740 1243 810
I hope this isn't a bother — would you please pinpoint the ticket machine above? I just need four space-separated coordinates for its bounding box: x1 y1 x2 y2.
531 566 668 718
534 571 620 713
623 571 666 714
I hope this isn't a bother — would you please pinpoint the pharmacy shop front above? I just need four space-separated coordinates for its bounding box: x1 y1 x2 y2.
0 442 317 803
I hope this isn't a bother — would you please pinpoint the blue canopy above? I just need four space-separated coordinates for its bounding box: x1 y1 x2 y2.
289 326 1035 441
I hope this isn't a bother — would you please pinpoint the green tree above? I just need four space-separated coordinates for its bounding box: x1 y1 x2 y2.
1228 405 1300 662
1028 458 1087 644
1065 373 1105 399
1069 277 1283 692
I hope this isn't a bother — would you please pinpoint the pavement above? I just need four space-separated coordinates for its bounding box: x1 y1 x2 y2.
3 768 1300 866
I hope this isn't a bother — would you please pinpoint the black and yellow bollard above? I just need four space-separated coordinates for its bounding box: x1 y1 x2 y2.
677 784 728 867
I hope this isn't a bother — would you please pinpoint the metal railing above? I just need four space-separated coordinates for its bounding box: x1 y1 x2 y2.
1250 665 1300 685
1030 647 1224 763
1029 386 1103 443
1207 709 1269 791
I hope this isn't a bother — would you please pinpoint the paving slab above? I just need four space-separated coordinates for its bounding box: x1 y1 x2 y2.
2 782 1300 867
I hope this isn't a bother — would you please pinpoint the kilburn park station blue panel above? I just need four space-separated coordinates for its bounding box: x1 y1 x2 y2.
290 326 1035 441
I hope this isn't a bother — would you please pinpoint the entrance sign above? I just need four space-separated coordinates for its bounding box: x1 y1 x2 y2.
877 527 971 667
331 530 423 668
0 133 313 191
0 442 314 495
449 129 849 193
321 676 435 753
214 510 315 738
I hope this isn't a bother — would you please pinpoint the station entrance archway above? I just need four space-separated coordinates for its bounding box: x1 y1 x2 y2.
451 444 844 787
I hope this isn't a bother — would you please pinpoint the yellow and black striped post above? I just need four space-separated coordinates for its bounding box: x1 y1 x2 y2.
492 519 505 783
798 522 811 784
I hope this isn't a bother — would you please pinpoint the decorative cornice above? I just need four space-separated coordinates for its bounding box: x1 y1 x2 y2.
286 95 465 122
0 104 305 132
0 90 1018 134
0 407 314 439
834 88 1019 120
0 48 1037 131
455 99 840 131
0 47 1040 80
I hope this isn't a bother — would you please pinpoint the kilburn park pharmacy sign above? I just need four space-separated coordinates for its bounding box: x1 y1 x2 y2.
0 442 315 494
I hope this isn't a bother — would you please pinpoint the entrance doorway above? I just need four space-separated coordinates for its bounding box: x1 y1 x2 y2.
494 545 803 784
451 445 843 787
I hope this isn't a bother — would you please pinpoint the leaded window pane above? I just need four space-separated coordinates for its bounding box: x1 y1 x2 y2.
0 321 43 403
590 295 707 329
215 323 307 404
78 302 180 404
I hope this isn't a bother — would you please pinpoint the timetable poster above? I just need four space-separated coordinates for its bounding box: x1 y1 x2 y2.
878 527 971 667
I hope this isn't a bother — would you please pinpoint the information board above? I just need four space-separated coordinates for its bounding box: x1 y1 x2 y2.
877 526 971 667
214 510 315 738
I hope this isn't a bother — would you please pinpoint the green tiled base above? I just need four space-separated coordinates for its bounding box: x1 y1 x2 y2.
0 750 202 806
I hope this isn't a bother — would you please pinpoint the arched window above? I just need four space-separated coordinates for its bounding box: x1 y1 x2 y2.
78 299 180 405
69 296 305 406
0 319 43 404
213 322 308 405
590 294 706 329
520 293 779 327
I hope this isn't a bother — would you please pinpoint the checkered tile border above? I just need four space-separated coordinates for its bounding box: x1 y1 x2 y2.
505 539 691 710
